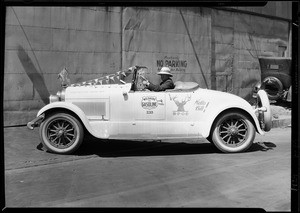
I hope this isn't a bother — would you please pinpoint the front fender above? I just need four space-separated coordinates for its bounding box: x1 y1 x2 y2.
37 102 109 139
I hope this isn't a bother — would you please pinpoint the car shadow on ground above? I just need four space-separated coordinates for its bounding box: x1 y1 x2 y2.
47 138 277 157
36 137 277 157
75 139 217 157
247 142 277 152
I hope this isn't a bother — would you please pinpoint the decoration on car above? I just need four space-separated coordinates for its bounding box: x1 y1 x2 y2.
194 99 209 112
58 68 70 88
136 69 147 91
141 96 164 110
70 69 132 87
169 94 191 115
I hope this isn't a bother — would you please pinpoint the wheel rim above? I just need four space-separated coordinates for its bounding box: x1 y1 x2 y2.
46 118 77 149
218 117 248 147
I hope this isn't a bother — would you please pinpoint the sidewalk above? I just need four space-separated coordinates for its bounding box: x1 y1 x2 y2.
270 104 291 128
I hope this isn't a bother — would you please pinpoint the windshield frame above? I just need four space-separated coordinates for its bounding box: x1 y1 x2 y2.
129 66 148 91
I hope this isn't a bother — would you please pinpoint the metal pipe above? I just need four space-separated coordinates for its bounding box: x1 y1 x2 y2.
27 114 45 130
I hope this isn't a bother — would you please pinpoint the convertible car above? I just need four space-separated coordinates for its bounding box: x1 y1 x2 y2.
27 66 271 154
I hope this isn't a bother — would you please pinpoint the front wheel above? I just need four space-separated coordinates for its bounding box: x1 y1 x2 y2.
211 112 255 153
39 113 84 154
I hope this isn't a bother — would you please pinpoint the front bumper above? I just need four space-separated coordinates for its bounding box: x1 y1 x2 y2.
27 114 45 130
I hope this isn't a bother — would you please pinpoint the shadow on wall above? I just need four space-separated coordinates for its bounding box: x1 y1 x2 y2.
17 45 50 105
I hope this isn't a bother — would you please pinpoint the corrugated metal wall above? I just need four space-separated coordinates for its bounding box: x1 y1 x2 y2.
4 2 292 126
211 8 290 100
122 7 212 87
4 7 123 126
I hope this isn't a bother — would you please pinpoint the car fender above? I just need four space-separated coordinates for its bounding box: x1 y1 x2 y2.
197 93 264 138
37 102 109 139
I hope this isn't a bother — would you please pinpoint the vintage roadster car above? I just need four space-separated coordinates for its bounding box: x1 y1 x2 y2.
27 66 271 154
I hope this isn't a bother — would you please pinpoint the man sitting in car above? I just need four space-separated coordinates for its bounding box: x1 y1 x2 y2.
142 67 175 91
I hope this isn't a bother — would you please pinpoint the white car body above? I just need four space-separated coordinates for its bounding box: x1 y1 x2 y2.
37 83 264 140
28 66 271 154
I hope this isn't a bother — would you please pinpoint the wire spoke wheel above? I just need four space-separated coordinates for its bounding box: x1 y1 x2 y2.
218 117 248 147
40 113 84 154
46 119 77 149
211 111 255 153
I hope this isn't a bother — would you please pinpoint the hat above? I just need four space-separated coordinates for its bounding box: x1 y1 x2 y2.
157 67 172 76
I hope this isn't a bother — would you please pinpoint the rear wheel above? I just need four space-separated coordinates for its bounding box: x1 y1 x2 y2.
39 113 84 154
211 112 255 153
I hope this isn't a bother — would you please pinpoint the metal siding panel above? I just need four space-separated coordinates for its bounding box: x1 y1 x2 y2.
4 7 122 126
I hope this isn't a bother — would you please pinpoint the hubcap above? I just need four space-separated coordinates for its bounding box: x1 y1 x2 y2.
219 117 248 147
46 119 76 149
229 127 238 135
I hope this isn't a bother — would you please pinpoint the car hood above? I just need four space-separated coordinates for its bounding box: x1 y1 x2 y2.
197 88 252 108
65 83 132 99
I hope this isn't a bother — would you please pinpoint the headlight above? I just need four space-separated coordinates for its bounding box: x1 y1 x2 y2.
49 95 59 103
56 89 66 101
49 89 66 103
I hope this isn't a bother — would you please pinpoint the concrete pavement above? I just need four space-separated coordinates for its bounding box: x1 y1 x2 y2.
4 127 291 210
3 103 291 171
270 104 291 128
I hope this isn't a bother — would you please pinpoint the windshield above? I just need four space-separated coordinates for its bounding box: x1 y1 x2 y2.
129 66 149 91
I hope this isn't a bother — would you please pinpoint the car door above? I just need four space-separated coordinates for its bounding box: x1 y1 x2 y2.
108 84 166 139
122 90 166 139
161 90 196 138
130 89 198 139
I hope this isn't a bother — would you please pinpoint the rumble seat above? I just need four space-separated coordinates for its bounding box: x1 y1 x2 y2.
172 81 199 91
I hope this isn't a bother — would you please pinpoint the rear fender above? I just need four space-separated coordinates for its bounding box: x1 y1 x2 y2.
37 102 109 139
202 105 264 138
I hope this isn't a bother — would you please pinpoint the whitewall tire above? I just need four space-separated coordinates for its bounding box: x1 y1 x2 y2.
211 112 255 153
39 113 84 154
